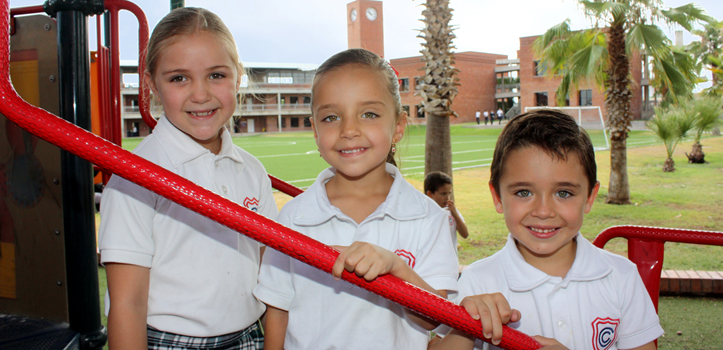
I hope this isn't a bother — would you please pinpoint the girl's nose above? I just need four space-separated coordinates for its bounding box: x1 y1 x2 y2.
340 116 361 139
190 81 212 103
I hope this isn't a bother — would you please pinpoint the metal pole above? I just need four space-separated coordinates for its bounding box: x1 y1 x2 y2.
53 1 106 348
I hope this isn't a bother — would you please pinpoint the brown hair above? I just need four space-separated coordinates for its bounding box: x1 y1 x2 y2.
144 7 244 110
311 48 404 167
424 171 453 194
489 109 597 195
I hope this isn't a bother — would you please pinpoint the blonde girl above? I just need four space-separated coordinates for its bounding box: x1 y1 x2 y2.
99 7 277 350
253 48 459 350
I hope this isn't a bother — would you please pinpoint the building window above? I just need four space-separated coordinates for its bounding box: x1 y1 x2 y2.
533 60 547 76
303 116 311 127
534 92 548 106
414 76 423 89
416 104 425 119
399 78 409 92
579 89 593 106
280 117 286 128
564 93 570 107
290 96 298 104
291 117 299 127
402 105 410 116
303 96 311 104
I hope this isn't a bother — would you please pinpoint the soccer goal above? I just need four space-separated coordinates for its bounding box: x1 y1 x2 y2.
524 106 610 150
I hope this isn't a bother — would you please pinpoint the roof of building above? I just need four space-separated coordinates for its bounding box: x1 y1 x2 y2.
120 60 318 71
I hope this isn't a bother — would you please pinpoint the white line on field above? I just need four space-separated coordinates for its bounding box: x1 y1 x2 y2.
404 148 496 159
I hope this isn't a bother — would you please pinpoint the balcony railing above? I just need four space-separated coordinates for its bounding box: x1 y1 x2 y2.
124 106 140 113
238 103 311 112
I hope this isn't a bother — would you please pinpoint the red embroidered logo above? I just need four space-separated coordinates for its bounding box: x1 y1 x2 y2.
395 250 416 268
591 317 620 350
243 197 259 212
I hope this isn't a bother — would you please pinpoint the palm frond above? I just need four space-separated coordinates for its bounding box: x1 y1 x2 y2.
580 1 629 22
660 4 715 31
533 19 572 54
648 105 695 158
626 23 671 57
689 97 723 142
568 41 606 78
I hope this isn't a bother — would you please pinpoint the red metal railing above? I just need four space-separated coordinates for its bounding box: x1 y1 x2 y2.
0 2 539 348
593 225 723 312
104 0 153 132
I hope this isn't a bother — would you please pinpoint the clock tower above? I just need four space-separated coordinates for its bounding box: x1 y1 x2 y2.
347 0 384 57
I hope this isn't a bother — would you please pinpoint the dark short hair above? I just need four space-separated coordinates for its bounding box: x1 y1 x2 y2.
489 109 597 195
424 171 453 194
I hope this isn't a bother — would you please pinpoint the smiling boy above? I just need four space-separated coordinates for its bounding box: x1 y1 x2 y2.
430 109 663 350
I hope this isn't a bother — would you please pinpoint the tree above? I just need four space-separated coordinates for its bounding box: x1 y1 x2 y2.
416 0 459 178
684 97 723 163
689 20 723 96
533 1 712 204
647 105 695 172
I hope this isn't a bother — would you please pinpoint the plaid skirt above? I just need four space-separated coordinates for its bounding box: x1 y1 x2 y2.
147 321 263 350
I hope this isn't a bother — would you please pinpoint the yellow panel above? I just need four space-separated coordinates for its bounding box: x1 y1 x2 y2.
0 243 16 299
9 60 40 107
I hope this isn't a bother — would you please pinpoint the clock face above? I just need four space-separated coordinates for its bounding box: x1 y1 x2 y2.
350 8 357 22
366 7 377 21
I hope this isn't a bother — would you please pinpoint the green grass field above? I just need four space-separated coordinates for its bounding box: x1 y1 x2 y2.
122 123 662 189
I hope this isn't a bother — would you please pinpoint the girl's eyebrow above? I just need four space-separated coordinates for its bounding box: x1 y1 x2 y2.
360 100 386 107
160 65 232 76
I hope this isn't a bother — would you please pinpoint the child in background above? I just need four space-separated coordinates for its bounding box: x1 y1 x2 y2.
424 171 469 251
99 8 277 349
254 48 459 350
430 109 662 350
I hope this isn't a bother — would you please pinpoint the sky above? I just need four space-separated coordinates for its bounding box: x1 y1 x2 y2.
8 0 722 84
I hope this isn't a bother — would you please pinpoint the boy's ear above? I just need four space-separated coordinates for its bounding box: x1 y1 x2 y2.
488 182 504 214
584 181 601 214
425 190 433 197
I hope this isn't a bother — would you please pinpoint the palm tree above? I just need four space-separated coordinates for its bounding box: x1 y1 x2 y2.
647 105 695 172
690 20 723 96
684 97 723 163
533 1 712 204
416 0 459 178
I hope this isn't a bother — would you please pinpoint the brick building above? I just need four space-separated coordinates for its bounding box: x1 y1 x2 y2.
115 1 655 135
516 35 648 122
391 52 509 124
117 61 318 137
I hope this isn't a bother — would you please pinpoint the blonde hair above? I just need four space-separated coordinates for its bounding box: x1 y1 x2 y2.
144 7 244 111
311 48 404 166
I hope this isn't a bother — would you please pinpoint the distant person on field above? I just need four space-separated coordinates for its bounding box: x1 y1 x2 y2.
483 110 489 125
429 109 662 350
497 108 504 122
476 110 481 125
424 171 469 252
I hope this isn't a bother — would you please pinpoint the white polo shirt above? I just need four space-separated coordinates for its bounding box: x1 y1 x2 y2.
254 164 459 350
446 208 465 252
440 234 663 350
99 116 278 337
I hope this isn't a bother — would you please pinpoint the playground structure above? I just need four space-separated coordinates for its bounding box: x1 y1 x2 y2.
0 1 721 350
